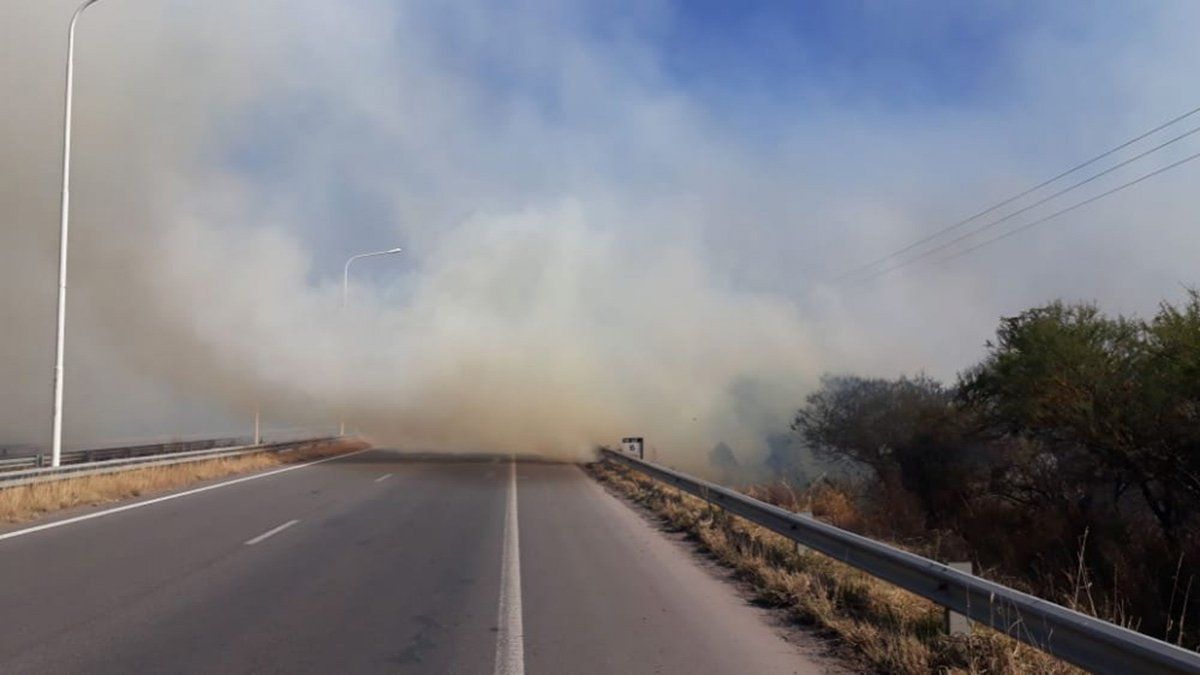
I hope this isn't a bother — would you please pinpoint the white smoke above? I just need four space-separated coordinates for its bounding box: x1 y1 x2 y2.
3 1 1200 469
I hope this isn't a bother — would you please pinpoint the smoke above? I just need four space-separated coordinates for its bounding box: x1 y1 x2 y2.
4 1 1200 467
0 0 819 466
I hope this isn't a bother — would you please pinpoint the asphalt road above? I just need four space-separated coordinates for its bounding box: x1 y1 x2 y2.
0 449 828 674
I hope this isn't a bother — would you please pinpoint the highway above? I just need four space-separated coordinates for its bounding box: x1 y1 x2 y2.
0 449 828 674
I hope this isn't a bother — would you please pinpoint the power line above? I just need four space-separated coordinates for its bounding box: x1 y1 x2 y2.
928 150 1200 268
835 103 1200 282
854 123 1200 282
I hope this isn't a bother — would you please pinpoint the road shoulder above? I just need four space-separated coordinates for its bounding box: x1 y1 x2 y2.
581 462 851 674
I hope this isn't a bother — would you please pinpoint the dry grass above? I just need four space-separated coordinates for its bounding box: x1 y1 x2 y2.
587 460 1082 675
0 439 369 523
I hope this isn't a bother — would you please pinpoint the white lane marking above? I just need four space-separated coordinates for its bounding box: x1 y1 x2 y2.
244 519 299 546
374 473 393 483
0 448 371 543
493 457 524 675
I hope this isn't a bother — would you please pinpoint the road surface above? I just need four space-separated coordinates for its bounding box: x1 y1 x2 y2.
0 449 829 674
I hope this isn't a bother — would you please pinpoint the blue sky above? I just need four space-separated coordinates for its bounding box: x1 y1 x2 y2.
658 1 1028 110
414 2 1045 134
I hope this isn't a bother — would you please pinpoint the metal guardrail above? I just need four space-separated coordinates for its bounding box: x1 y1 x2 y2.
0 437 246 472
602 448 1200 675
0 437 345 488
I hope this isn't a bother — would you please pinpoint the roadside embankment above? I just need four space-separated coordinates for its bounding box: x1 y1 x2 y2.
0 438 369 523
587 460 1080 675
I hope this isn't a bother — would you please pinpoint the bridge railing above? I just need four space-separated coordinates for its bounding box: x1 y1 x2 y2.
0 437 249 472
0 437 347 488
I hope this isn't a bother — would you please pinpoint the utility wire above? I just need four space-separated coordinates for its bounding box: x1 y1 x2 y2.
835 103 1200 282
853 124 1200 282
927 150 1200 268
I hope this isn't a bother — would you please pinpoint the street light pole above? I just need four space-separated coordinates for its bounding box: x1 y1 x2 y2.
51 0 105 468
339 247 402 435
46 2 399 459
343 248 403 308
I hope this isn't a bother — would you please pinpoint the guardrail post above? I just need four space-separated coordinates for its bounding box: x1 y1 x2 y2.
699 484 718 524
36 453 45 468
796 511 814 554
944 561 973 635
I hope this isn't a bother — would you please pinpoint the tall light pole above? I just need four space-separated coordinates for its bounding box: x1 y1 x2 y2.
50 0 105 467
339 247 402 434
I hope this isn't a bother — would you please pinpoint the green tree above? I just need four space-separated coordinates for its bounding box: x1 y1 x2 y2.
961 297 1200 540
1133 291 1200 536
792 375 974 526
959 302 1140 519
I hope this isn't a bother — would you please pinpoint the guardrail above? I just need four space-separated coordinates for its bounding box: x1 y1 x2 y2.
0 437 246 472
602 448 1200 675
0 437 346 489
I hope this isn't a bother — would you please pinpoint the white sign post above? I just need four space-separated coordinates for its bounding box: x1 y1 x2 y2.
620 437 644 459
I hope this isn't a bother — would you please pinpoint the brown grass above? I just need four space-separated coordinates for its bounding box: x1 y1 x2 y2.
587 460 1082 675
0 439 369 523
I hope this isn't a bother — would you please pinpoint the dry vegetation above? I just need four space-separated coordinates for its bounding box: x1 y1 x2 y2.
0 439 368 523
779 296 1200 652
588 460 1081 675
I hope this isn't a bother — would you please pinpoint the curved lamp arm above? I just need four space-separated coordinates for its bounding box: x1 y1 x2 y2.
342 247 402 307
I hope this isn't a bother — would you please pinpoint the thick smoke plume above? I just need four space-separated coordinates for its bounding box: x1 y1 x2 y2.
1 1 819 467
4 2 1200 469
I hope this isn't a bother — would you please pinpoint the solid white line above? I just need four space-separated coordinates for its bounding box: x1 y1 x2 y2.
374 473 393 483
244 519 299 546
493 457 524 675
0 448 371 543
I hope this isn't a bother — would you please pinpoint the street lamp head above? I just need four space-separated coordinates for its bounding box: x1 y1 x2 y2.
386 247 403 254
